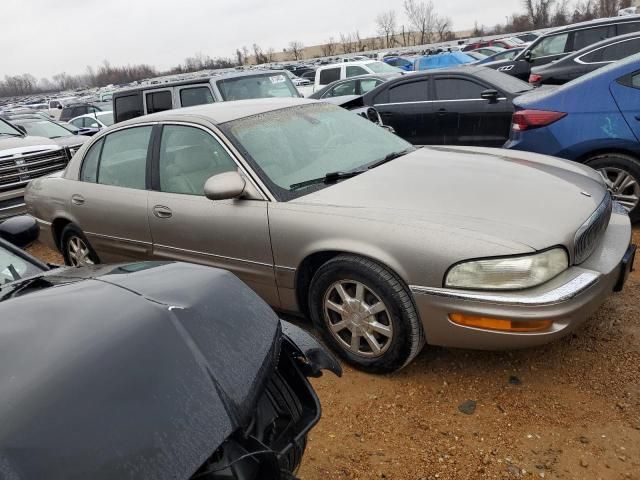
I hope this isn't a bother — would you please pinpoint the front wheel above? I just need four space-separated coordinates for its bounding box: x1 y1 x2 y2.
586 153 640 223
61 224 100 267
308 254 425 373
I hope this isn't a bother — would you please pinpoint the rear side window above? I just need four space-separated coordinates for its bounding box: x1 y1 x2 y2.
80 139 103 182
573 26 614 51
146 91 173 114
435 78 486 100
346 66 368 78
180 86 214 107
114 94 143 122
617 21 640 35
581 38 640 63
387 80 429 103
319 67 340 85
530 33 569 58
632 73 640 89
97 126 152 189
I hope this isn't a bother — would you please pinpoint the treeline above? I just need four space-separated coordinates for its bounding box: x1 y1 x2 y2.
0 53 237 98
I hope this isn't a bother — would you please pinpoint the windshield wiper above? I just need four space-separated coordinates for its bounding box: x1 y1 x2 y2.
0 132 23 137
366 148 415 170
0 275 49 301
290 170 366 191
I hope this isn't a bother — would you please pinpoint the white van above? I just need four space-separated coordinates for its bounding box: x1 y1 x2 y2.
313 61 402 92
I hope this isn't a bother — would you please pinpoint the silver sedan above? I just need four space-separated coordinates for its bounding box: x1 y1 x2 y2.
26 98 635 373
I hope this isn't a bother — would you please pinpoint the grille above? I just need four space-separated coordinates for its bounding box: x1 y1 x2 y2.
574 193 612 264
0 148 69 192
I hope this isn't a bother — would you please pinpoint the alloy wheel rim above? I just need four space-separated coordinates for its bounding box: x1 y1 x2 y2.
323 280 393 358
67 236 94 267
597 167 640 213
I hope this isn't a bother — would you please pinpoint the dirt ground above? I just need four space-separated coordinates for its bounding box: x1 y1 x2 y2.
28 229 640 480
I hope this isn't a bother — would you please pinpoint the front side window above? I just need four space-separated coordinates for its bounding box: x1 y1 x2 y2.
346 66 368 78
97 126 152 189
180 87 215 107
158 125 237 195
70 118 84 128
360 79 383 94
435 78 486 100
80 138 103 183
221 103 412 200
326 81 357 97
319 68 341 86
530 33 569 58
146 91 173 114
388 80 429 103
97 112 114 126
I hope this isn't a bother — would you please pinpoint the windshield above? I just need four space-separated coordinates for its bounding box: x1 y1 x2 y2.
366 61 402 74
98 112 114 126
19 120 73 138
217 73 300 101
0 118 23 136
221 103 413 200
0 247 43 284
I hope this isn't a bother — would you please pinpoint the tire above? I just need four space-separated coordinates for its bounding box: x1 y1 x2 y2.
585 153 640 223
308 254 425 373
60 224 100 267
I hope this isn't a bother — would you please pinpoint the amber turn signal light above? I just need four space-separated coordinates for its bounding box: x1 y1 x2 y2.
449 313 552 332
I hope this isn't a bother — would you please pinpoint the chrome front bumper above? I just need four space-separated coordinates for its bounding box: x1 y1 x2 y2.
410 210 633 350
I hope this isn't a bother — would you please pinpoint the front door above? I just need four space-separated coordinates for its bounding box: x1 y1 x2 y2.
68 126 153 262
146 124 279 306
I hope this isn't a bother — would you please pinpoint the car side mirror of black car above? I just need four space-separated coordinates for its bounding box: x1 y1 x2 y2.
204 171 247 201
0 215 39 248
523 50 532 62
481 89 499 102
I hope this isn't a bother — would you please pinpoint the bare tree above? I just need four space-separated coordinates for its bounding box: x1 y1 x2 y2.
320 37 337 57
435 16 453 42
266 47 276 63
252 43 268 64
523 0 555 28
235 49 244 66
339 33 353 54
376 10 397 48
288 41 304 60
242 46 250 65
403 0 437 45
598 0 619 16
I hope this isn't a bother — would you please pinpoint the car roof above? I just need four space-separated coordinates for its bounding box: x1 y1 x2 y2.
544 14 640 35
119 97 316 126
113 70 288 96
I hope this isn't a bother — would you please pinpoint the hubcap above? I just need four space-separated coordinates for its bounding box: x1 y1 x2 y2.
67 236 94 267
597 167 640 213
323 280 393 358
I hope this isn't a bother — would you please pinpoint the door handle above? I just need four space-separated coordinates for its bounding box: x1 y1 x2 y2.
71 194 85 205
437 109 447 117
152 205 172 219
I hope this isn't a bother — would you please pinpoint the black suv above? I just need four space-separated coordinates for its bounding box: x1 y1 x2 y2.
59 103 103 122
485 14 640 80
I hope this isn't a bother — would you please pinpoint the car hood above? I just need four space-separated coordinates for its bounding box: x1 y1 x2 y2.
0 262 280 480
0 135 60 154
49 135 89 148
296 146 607 252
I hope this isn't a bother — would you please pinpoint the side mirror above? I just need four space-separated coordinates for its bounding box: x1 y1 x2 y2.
57 105 63 109
0 215 39 248
15 125 27 135
523 50 532 62
204 171 246 201
481 89 499 102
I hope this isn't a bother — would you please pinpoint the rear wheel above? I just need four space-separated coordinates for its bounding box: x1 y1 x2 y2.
586 153 640 223
61 224 100 267
308 254 425 373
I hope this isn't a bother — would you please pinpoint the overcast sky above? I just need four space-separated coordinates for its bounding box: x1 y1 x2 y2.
2 0 522 79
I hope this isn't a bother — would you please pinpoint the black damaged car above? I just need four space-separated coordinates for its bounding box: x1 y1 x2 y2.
0 217 341 480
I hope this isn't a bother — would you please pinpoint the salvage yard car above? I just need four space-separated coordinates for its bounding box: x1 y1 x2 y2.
0 216 340 480
26 98 636 373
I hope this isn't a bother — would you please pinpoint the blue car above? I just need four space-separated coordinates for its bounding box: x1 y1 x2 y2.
505 53 640 221
383 56 415 71
414 52 476 70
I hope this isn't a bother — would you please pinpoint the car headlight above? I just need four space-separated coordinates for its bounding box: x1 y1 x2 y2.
445 248 569 290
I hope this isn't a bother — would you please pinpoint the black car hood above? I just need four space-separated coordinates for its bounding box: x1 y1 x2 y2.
0 262 281 480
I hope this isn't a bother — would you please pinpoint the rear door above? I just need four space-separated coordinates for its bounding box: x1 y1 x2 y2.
68 125 153 262
144 89 174 115
371 78 433 145
610 71 640 141
433 75 512 146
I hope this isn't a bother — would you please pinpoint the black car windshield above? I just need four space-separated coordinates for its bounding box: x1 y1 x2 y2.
0 246 44 284
18 120 73 138
217 73 300 101
221 103 414 200
0 119 23 136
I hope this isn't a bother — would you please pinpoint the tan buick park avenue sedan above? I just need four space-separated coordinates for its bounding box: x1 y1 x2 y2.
26 98 635 373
